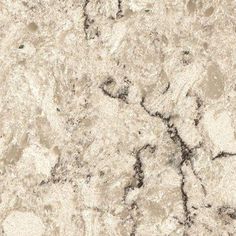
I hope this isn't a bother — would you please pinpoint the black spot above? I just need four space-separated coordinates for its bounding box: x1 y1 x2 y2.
85 174 91 183
182 50 192 66
19 45 24 49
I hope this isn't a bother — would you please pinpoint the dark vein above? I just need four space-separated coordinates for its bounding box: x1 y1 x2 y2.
194 96 203 126
134 144 156 188
162 82 170 94
140 96 201 228
100 77 116 98
83 0 90 40
123 144 156 201
130 222 137 236
218 206 236 220
180 164 193 227
116 0 123 18
100 77 129 103
212 151 236 160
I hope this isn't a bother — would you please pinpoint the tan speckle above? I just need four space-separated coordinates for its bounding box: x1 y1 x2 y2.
187 0 196 14
204 6 214 17
201 63 225 99
27 22 38 32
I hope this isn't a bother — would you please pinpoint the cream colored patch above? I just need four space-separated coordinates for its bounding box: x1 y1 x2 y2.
204 108 236 152
108 22 127 54
129 0 155 12
17 145 58 178
2 211 44 236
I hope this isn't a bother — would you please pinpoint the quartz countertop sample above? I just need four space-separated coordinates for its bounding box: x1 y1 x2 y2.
1 0 236 235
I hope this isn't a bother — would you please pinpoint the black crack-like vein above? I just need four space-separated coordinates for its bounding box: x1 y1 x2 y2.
134 144 156 188
212 151 236 160
100 77 116 98
123 144 156 201
130 224 137 236
189 155 206 195
180 164 193 227
140 96 170 120
140 96 202 228
100 77 129 103
194 96 203 126
83 0 92 40
133 149 144 189
129 202 139 236
123 145 151 234
162 82 170 94
116 0 123 18
185 93 203 127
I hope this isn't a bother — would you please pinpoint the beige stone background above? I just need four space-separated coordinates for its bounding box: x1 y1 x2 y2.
1 0 236 235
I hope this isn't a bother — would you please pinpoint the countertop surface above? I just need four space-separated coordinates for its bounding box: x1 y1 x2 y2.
1 0 236 235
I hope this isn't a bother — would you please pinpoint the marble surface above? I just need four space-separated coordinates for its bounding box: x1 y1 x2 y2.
1 0 236 235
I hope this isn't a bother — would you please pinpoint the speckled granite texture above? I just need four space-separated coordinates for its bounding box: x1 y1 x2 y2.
1 0 236 235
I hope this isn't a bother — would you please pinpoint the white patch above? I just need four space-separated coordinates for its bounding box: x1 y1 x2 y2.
204 108 236 152
17 144 58 177
108 22 127 54
3 211 45 236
